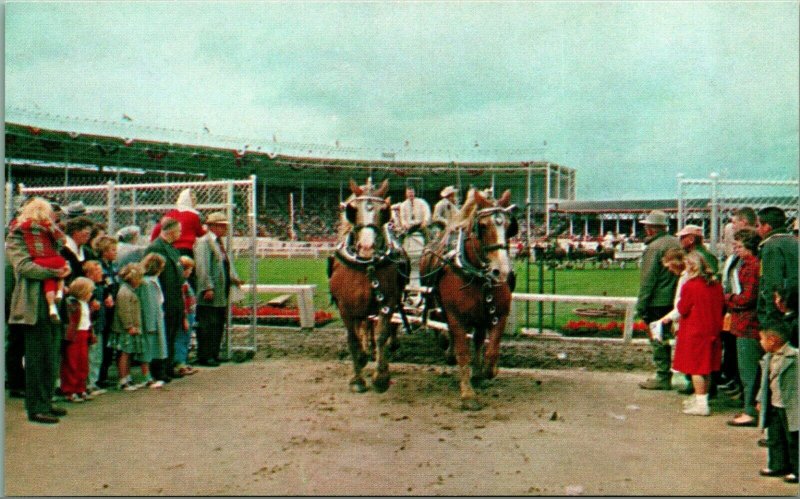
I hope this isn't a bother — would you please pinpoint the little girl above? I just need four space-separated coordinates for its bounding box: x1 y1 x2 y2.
109 263 146 391
137 253 170 388
13 197 68 323
60 277 97 402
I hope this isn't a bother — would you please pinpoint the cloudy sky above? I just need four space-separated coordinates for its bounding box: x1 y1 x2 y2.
6 1 799 199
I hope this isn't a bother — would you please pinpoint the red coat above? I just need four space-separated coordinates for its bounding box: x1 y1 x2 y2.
150 209 206 252
673 277 724 375
724 254 760 339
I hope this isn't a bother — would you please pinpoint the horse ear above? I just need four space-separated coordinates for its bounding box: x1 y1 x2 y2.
349 179 363 197
384 196 392 206
345 204 357 224
375 179 390 197
473 189 492 208
498 190 512 208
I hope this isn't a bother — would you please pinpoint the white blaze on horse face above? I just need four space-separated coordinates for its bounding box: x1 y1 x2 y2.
486 214 512 281
355 200 378 258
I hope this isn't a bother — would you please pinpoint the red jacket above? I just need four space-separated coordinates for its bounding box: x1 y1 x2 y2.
14 219 62 259
150 209 206 251
724 254 760 339
673 277 725 375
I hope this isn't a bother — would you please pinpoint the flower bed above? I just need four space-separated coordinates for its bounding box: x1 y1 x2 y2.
231 304 335 327
560 320 649 339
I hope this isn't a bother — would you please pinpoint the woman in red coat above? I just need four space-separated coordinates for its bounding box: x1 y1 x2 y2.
673 251 725 416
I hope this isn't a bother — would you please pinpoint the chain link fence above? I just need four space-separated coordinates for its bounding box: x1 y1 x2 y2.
677 173 799 258
12 177 259 357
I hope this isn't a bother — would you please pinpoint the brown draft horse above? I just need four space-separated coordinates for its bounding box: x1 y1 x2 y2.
329 178 406 393
421 188 517 410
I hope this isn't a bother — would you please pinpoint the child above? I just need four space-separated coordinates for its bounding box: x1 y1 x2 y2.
175 256 199 376
13 197 68 323
757 324 798 483
60 277 97 403
671 251 725 416
136 253 169 388
109 263 146 391
82 260 108 396
774 286 798 348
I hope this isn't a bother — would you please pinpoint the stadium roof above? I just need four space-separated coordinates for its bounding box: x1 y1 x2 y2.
5 121 574 192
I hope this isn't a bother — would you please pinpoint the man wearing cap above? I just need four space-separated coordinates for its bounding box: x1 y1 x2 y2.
433 186 459 227
145 217 186 381
116 225 146 267
62 200 87 223
193 212 242 367
756 207 799 331
636 210 681 390
677 224 718 275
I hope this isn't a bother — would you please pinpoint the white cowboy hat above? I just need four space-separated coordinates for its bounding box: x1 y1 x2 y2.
440 185 457 198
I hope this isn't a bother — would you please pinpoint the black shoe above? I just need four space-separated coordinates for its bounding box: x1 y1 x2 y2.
8 389 26 398
677 385 694 395
29 413 59 424
758 438 768 448
48 406 68 417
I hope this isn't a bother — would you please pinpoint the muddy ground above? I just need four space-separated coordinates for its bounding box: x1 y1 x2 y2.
4 328 797 496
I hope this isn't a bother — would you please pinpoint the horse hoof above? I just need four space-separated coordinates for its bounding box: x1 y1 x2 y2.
461 398 482 411
372 374 391 393
349 380 368 393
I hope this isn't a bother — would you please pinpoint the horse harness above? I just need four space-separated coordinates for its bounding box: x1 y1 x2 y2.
424 205 518 327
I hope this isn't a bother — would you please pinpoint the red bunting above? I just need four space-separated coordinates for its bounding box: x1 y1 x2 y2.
28 126 41 135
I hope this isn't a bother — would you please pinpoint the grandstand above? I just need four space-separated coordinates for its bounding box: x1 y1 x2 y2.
5 121 576 240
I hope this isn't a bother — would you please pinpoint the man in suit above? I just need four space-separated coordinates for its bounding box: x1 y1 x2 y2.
193 212 242 367
145 217 186 381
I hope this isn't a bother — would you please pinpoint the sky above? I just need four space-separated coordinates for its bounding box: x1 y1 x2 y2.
5 1 799 200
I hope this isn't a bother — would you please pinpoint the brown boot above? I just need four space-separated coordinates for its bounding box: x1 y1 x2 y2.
639 377 672 390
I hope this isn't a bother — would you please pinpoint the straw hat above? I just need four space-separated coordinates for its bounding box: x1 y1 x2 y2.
206 212 229 225
440 185 457 198
640 210 669 226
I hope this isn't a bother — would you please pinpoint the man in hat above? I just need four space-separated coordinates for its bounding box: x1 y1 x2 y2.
193 212 242 367
677 224 718 274
145 217 186 381
636 210 681 390
63 200 87 220
432 185 459 228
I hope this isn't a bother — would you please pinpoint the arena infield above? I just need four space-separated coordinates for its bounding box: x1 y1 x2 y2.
4 353 797 496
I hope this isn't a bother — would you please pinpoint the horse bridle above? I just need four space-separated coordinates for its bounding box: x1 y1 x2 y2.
470 205 518 261
343 195 392 253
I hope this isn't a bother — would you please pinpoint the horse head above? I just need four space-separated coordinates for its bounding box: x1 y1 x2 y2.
343 178 391 259
459 188 517 283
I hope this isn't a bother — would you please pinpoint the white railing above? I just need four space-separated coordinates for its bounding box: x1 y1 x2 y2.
231 284 318 330
231 237 337 258
512 293 639 343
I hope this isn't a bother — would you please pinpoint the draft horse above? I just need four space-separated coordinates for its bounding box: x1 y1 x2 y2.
420 188 517 410
329 178 407 393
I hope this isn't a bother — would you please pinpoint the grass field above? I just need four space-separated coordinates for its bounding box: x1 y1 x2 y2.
234 257 643 332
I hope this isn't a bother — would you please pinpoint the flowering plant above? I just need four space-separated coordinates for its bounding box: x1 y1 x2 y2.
231 304 334 327
560 320 648 338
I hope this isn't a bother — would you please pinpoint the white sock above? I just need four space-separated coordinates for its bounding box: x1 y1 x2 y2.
695 394 709 406
55 289 63 299
49 303 59 315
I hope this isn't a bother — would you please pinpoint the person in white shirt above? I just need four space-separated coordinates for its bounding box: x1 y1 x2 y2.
398 187 430 304
432 185 459 228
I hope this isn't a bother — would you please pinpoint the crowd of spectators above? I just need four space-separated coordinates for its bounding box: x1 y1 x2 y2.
5 189 241 425
636 207 798 484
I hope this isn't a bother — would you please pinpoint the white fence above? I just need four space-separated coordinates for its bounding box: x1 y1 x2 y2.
231 237 337 258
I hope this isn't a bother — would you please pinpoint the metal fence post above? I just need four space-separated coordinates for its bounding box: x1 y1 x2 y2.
709 172 719 257
106 181 116 235
225 179 235 358
5 182 13 227
249 174 258 351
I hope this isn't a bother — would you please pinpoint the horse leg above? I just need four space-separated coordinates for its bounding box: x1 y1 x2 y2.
442 329 457 365
450 322 481 411
483 315 508 380
345 319 368 393
372 314 392 393
470 327 487 388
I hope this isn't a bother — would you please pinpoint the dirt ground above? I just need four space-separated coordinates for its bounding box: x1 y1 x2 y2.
4 329 798 496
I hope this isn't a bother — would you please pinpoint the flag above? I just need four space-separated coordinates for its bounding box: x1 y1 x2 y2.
203 124 210 133
122 114 133 121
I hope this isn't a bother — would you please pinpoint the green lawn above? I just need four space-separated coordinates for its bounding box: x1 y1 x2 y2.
234 257 643 332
